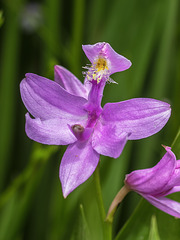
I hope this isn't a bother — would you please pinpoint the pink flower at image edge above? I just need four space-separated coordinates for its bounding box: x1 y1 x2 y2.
125 146 180 218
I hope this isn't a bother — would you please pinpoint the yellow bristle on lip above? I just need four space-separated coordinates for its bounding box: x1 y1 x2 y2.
95 58 108 71
83 57 110 84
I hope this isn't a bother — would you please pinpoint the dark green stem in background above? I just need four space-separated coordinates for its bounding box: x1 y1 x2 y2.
93 164 112 240
70 0 85 77
0 0 25 192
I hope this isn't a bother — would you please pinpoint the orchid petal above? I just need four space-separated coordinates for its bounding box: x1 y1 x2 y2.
162 186 180 196
92 119 128 158
102 98 171 140
164 168 180 191
82 42 131 74
83 77 92 95
54 65 88 98
176 160 180 168
25 113 78 145
162 158 180 190
125 147 176 195
60 140 99 198
20 73 87 120
82 42 106 63
141 194 180 218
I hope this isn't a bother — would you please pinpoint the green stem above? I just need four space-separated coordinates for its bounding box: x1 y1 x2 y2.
171 127 180 148
0 0 25 192
93 165 112 240
106 185 130 223
70 0 85 77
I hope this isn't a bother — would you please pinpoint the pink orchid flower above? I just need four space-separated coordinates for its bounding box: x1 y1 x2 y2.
20 42 171 197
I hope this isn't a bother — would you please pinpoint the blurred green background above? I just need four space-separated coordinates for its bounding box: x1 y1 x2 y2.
0 0 180 239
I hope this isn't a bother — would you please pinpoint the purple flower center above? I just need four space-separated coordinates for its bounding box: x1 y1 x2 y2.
86 109 102 128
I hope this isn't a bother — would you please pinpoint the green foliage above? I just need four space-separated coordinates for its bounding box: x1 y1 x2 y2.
70 204 90 240
0 0 179 239
0 11 4 27
148 215 161 240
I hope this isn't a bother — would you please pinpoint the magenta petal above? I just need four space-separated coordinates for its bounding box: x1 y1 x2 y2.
164 168 180 191
82 42 106 63
82 42 132 74
25 113 77 145
125 147 176 195
102 98 171 140
141 194 180 218
92 120 128 158
162 186 180 196
101 43 132 74
20 73 87 120
54 65 88 98
163 158 180 190
176 160 180 168
59 140 99 198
